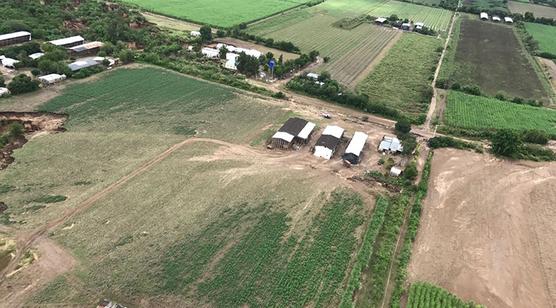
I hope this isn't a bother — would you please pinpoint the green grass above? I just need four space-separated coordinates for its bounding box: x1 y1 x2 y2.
445 91 556 135
407 282 484 308
121 0 311 28
525 22 556 55
357 33 442 120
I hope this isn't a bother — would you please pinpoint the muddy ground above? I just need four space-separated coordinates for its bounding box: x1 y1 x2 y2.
409 149 556 308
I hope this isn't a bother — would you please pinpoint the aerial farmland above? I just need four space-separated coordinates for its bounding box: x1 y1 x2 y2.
1 0 556 308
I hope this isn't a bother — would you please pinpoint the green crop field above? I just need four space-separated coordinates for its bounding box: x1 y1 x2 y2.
509 1 556 19
442 18 551 102
357 33 442 120
121 0 310 28
0 67 378 306
407 282 484 308
525 23 556 55
444 91 556 134
362 0 453 30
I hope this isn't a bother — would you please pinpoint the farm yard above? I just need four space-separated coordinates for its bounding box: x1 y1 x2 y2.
409 149 556 308
525 23 556 55
508 1 556 19
248 9 400 88
121 0 311 28
443 18 551 102
444 91 556 135
357 33 442 121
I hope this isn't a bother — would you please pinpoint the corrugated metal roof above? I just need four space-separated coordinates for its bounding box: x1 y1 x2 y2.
68 58 99 71
38 73 66 83
378 136 403 152
322 125 344 139
344 132 368 157
297 122 315 140
49 35 85 46
314 146 333 160
272 131 295 143
0 31 31 41
70 41 104 52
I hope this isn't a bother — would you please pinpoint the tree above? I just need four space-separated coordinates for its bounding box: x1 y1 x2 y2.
200 26 212 43
118 49 135 64
395 119 411 134
7 74 39 95
491 129 521 157
403 161 418 181
236 52 259 77
522 129 548 145
219 46 228 59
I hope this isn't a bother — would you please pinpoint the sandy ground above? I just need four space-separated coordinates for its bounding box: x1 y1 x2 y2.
142 12 201 32
538 57 556 96
409 149 556 308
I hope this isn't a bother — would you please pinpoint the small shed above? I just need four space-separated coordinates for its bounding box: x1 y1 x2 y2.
49 35 85 48
390 166 402 177
314 125 345 160
378 136 403 153
271 117 316 149
68 58 100 71
29 52 44 60
401 23 411 30
342 131 368 165
492 16 501 22
480 12 489 20
307 73 319 80
504 17 514 23
1 56 20 69
38 73 66 85
224 53 239 70
190 31 201 37
0 31 31 47
414 22 425 30
0 87 10 97
375 17 387 24
201 47 219 59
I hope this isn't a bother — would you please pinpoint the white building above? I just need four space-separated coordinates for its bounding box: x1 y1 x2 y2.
0 56 20 69
0 87 10 97
49 35 85 48
504 17 514 23
29 52 45 60
375 17 387 24
190 31 201 37
38 73 67 85
414 22 425 30
201 47 220 59
480 12 489 20
492 16 501 22
390 166 402 177
216 43 262 59
314 125 345 160
342 132 368 165
307 73 319 80
0 31 31 47
224 53 239 70
378 136 403 153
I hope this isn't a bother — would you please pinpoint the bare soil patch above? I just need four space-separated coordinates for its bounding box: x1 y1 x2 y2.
409 149 556 308
539 57 556 94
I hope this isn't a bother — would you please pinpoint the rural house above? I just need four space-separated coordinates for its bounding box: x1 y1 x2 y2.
378 136 403 153
49 35 85 48
314 125 345 160
0 31 31 47
271 117 316 149
342 131 368 165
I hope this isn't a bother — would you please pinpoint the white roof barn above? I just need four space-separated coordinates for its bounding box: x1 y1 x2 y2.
68 58 100 71
504 17 514 23
492 16 501 22
49 35 85 47
201 47 220 58
390 166 402 177
1 56 20 68
342 132 368 165
314 125 345 160
224 53 239 70
216 43 262 59
29 52 44 60
378 136 403 153
480 12 489 20
38 73 66 85
0 31 31 42
307 73 319 80
190 31 201 37
271 117 316 149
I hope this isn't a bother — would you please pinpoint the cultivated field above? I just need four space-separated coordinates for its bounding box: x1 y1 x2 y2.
444 91 556 135
525 22 556 55
122 0 310 28
409 149 556 308
357 33 442 120
362 0 453 31
463 0 508 11
249 10 400 88
447 18 550 101
508 1 556 18
407 282 483 308
0 66 406 307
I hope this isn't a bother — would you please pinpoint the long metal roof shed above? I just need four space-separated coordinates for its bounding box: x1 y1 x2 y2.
272 117 316 143
68 58 100 71
342 132 368 164
0 31 31 41
49 35 85 47
314 125 345 160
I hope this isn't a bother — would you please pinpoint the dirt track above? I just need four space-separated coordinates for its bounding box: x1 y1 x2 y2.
409 149 556 308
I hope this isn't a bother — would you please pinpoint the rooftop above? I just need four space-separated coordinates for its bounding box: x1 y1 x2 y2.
0 31 31 41
49 35 85 46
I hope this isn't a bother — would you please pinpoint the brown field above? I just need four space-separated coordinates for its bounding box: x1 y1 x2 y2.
409 149 556 308
508 1 556 19
452 18 549 101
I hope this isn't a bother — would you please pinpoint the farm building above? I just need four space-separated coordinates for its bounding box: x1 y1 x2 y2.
38 73 66 85
216 43 262 59
201 47 220 59
190 31 201 37
414 22 425 30
70 41 104 57
307 73 319 80
270 117 316 149
480 12 489 20
28 52 44 60
402 23 411 30
342 131 368 165
492 16 501 22
224 53 239 70
504 17 514 23
314 125 345 160
390 166 402 177
378 136 403 153
68 58 100 71
0 87 9 97
375 17 387 24
49 35 85 48
0 56 19 69
0 31 31 47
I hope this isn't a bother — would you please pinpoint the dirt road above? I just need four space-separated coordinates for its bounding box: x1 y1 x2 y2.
409 149 556 308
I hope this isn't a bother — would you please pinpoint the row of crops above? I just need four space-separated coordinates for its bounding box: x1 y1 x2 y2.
407 282 484 308
444 91 556 135
363 0 453 31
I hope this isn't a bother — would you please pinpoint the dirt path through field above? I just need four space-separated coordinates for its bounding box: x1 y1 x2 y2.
409 149 556 308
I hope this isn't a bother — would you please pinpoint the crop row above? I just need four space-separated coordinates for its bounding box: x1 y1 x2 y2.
407 282 484 308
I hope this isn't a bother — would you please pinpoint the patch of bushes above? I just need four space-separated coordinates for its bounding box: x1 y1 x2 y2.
428 136 483 152
7 74 39 95
32 195 67 204
72 66 104 79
